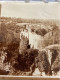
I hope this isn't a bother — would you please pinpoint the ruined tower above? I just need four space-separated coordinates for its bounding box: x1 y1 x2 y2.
19 25 29 54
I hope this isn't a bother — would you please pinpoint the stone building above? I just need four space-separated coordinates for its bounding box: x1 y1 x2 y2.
19 24 44 54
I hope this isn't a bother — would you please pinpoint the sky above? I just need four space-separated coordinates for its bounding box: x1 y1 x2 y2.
1 2 60 19
0 0 58 1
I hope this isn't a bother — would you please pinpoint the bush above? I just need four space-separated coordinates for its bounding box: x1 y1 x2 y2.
5 39 20 64
13 49 38 72
31 28 35 32
36 28 47 36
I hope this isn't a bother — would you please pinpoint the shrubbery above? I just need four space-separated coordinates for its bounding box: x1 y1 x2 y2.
35 28 47 36
13 49 38 72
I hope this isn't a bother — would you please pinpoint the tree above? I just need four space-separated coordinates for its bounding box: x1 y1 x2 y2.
13 49 38 72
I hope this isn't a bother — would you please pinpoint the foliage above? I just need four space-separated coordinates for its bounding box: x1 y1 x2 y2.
13 49 38 72
35 28 47 36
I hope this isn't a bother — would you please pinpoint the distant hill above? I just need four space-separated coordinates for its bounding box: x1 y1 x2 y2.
1 17 60 25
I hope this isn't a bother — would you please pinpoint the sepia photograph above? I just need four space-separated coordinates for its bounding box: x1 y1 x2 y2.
0 2 60 78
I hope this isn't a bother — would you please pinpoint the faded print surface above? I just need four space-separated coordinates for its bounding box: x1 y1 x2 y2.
0 2 60 76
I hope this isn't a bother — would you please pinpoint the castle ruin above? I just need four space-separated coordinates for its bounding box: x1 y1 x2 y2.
19 24 44 54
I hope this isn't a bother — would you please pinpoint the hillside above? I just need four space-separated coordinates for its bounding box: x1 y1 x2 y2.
0 17 60 76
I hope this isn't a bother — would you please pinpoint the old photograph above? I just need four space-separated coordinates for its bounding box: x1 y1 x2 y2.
0 2 60 76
